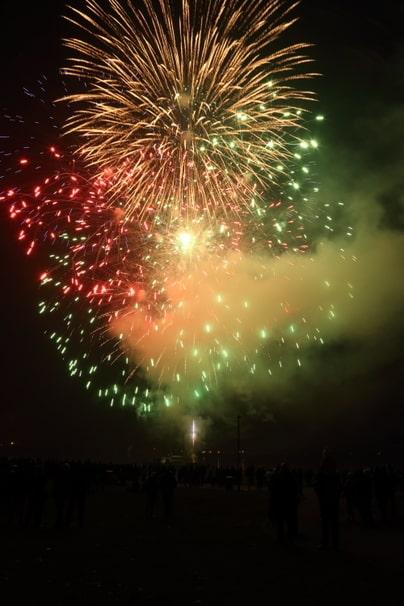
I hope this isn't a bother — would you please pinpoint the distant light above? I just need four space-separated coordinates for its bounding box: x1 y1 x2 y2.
191 419 197 445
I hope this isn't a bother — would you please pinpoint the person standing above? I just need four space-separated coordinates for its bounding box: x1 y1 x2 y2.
160 466 177 522
268 463 299 544
314 451 341 550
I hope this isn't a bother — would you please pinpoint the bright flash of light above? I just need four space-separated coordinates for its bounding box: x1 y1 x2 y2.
191 419 197 447
176 231 196 255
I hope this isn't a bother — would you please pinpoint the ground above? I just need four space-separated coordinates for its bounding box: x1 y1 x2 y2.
1 486 403 605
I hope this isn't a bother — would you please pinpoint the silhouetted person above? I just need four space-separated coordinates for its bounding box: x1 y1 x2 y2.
246 465 255 490
52 463 70 528
256 467 266 491
315 452 341 550
24 463 47 528
386 465 397 521
130 465 140 493
225 472 234 491
343 472 356 523
66 462 90 528
144 471 159 519
7 462 28 527
305 469 314 487
268 463 299 544
160 467 177 521
355 469 373 527
295 469 304 497
374 465 396 523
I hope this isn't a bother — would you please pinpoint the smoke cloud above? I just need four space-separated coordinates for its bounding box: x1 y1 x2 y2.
112 38 404 430
110 205 404 422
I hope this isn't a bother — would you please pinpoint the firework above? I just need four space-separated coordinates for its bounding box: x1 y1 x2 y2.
2 1 351 416
62 0 315 224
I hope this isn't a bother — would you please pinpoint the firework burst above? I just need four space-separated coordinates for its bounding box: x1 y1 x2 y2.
2 1 351 416
62 0 315 223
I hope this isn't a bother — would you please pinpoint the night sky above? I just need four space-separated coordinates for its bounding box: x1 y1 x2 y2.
1 0 404 464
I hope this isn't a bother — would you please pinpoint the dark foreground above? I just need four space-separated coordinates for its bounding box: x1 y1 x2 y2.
1 486 403 605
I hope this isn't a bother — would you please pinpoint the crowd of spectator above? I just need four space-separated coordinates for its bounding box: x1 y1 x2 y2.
265 454 399 549
0 454 400 550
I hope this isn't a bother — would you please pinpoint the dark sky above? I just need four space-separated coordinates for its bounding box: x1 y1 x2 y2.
0 0 404 464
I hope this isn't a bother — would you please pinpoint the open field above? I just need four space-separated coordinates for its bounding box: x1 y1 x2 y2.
1 486 403 605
